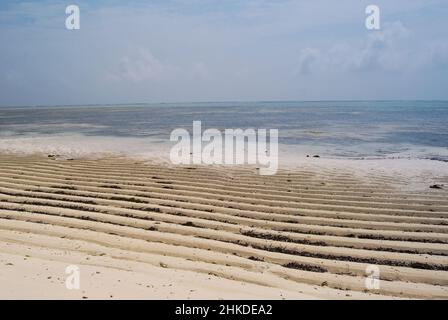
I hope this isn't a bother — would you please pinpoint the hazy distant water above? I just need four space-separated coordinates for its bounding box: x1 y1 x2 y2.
1 101 448 161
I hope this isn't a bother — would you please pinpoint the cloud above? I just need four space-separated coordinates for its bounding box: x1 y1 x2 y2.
296 22 415 75
296 48 320 75
1 1 448 105
110 49 170 83
354 22 411 71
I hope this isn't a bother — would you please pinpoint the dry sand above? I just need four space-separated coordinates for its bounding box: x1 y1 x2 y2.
0 153 447 299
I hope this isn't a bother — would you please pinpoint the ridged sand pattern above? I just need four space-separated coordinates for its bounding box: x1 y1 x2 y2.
0 154 447 299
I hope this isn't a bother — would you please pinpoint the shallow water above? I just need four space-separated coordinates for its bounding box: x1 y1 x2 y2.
0 101 447 160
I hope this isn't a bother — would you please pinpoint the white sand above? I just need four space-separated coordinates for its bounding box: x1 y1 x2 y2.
0 154 447 299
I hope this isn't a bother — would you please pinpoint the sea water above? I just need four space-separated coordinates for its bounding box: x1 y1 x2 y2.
0 100 447 162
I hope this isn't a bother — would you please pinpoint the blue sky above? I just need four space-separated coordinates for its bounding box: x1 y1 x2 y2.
0 0 448 106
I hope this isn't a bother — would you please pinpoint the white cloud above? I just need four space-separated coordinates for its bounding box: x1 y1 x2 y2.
110 49 171 83
354 22 411 71
295 22 437 75
296 48 320 75
1 1 448 105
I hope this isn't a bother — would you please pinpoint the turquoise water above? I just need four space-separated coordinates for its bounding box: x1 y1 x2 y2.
1 101 447 160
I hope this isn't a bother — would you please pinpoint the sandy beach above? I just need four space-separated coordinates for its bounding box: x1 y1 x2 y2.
0 153 447 299
1 0 448 306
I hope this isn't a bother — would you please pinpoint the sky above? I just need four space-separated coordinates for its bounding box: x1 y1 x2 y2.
0 0 448 106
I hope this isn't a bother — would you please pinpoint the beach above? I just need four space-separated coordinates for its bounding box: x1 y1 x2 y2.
2 0 448 305
0 153 447 299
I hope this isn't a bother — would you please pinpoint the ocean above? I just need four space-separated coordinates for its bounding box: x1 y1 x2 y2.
1 100 447 161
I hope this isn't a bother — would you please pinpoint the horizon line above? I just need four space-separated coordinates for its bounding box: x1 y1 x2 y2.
2 99 448 108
